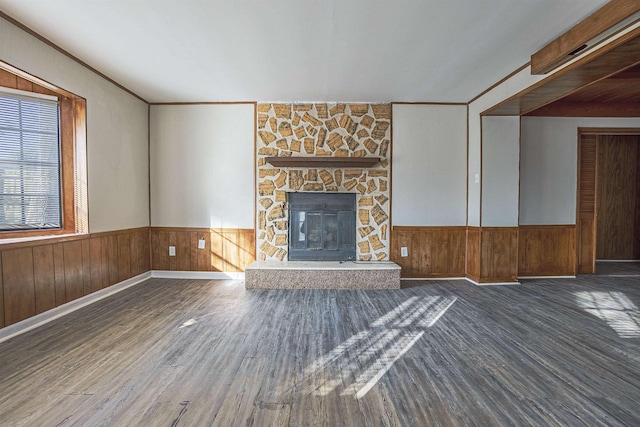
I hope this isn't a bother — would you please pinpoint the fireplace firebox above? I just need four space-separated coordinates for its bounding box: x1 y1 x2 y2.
288 192 356 261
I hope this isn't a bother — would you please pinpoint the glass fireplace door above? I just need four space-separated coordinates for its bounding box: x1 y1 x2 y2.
288 193 356 261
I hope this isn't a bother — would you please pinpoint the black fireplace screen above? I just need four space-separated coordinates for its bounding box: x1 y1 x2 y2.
288 192 356 261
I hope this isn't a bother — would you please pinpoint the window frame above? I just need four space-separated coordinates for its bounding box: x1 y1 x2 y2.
0 88 62 232
0 62 87 239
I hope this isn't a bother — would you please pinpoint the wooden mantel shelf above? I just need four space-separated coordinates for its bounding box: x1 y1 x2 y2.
265 156 381 168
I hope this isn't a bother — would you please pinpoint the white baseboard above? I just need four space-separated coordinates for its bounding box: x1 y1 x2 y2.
466 278 521 286
518 276 576 279
0 271 152 344
151 270 245 280
401 277 466 281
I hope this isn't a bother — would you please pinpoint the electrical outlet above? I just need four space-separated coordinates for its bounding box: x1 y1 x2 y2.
198 238 205 249
401 247 408 257
169 246 176 256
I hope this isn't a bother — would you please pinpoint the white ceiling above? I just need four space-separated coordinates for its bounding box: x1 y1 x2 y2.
0 0 608 103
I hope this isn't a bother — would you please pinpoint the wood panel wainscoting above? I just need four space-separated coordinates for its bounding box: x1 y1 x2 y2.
150 227 255 272
518 225 576 277
466 227 518 283
466 227 481 282
577 214 596 274
0 227 150 328
390 226 466 278
394 226 574 280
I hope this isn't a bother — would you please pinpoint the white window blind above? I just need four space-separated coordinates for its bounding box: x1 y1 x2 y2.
0 91 61 231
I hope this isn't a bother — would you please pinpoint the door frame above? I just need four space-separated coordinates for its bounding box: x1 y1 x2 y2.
576 127 640 273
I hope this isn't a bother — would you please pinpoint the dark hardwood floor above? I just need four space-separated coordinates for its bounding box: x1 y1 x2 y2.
596 261 640 276
1 275 639 426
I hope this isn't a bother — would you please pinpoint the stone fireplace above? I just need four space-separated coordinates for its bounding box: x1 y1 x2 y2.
256 103 391 262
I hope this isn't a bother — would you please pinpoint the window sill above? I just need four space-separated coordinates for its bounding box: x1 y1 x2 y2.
0 232 88 249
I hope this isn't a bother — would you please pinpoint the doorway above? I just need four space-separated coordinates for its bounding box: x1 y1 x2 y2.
577 128 640 273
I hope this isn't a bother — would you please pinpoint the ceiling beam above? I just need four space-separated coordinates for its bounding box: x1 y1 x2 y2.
531 0 640 74
484 27 640 116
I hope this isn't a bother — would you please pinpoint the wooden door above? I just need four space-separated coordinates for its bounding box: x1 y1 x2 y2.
577 130 640 273
577 133 597 273
596 135 640 259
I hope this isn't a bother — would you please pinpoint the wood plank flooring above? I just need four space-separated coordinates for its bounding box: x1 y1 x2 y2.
1 275 640 426
596 260 640 276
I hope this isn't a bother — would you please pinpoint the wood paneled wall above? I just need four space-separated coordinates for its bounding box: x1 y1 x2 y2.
596 135 640 259
390 226 466 278
150 227 255 273
479 227 518 283
464 227 518 283
577 133 597 273
0 256 3 328
0 226 257 329
466 227 481 282
0 227 150 327
394 225 578 279
518 225 576 276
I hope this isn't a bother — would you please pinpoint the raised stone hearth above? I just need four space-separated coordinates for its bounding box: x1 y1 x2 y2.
245 261 401 290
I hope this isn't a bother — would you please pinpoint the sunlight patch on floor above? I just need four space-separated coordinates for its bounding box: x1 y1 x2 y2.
303 295 457 398
575 291 640 338
179 318 197 328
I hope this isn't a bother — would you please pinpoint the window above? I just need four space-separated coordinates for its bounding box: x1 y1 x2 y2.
0 89 61 231
0 63 88 238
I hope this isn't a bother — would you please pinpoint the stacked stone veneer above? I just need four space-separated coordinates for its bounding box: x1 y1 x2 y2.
256 103 391 262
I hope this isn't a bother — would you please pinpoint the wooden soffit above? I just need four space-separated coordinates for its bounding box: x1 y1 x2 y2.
526 102 640 117
484 26 640 117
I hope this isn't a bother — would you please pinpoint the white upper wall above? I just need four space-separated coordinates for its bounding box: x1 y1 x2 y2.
150 104 255 229
392 104 467 226
520 117 640 225
468 20 640 227
0 16 149 233
467 66 546 226
481 116 520 227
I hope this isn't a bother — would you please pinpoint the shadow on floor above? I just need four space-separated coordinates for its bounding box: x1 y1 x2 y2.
596 261 640 276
